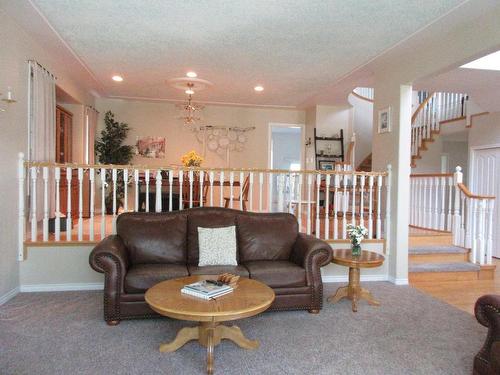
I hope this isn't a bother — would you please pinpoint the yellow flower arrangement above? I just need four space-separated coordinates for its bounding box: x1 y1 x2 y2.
181 150 204 167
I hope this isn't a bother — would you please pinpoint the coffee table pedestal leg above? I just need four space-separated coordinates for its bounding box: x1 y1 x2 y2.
160 322 259 375
327 266 380 312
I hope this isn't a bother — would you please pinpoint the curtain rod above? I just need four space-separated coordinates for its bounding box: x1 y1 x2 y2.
27 59 57 80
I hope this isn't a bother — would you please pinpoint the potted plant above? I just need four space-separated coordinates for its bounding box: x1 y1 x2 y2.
346 224 368 256
95 111 134 214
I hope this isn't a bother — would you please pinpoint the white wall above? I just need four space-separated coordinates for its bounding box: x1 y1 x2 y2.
348 94 373 167
468 112 500 149
95 98 305 169
0 9 93 303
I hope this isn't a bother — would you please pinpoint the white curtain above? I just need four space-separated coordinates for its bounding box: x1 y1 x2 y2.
85 106 98 164
28 61 56 220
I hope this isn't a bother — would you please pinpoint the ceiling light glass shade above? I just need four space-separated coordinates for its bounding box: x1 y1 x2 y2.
185 89 195 95
112 75 123 82
186 71 198 78
254 85 264 92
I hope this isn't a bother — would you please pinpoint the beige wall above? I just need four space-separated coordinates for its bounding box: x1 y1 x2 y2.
95 98 305 169
0 10 93 302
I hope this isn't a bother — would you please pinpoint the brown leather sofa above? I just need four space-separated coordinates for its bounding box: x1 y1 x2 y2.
474 294 500 375
89 207 333 325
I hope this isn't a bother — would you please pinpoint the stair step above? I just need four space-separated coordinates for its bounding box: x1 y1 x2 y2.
409 262 480 282
409 245 467 255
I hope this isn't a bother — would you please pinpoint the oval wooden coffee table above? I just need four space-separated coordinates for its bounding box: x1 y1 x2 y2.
327 249 385 312
145 275 275 375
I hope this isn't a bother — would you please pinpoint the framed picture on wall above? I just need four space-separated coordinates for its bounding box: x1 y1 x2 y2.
378 107 391 133
319 161 335 170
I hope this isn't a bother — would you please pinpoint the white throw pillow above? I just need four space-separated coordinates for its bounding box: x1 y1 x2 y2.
198 226 238 266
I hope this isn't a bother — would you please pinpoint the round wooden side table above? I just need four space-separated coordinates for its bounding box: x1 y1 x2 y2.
327 249 385 312
145 275 275 375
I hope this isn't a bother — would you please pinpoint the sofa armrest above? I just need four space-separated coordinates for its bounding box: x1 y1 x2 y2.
291 233 332 270
475 294 500 328
89 235 129 288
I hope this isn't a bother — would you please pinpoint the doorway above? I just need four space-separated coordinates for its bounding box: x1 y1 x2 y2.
470 145 500 258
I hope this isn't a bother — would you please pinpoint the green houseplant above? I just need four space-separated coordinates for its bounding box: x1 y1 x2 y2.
95 111 134 213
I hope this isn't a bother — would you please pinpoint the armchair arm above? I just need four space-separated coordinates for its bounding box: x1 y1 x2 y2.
474 294 500 374
89 235 129 291
291 233 332 272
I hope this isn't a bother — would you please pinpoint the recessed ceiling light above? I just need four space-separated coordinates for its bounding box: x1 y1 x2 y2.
186 71 197 78
254 85 264 92
461 50 500 71
185 89 195 95
112 75 123 82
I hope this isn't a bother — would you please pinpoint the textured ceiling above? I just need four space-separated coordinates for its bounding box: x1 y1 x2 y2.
32 0 466 107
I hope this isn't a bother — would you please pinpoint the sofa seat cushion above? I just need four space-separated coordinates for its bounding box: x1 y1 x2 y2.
188 265 249 278
124 264 189 293
243 260 306 288
237 213 298 262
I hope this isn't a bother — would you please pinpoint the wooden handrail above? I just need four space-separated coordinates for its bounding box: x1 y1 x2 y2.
344 141 355 164
24 160 388 177
411 92 435 124
351 91 374 103
457 183 495 200
410 173 453 178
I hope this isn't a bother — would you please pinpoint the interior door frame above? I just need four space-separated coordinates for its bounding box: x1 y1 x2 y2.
267 122 306 170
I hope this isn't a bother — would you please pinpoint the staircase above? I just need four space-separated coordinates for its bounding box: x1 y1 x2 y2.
357 153 372 172
409 229 495 282
411 91 468 168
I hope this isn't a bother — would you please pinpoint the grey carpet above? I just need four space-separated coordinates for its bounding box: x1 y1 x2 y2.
0 283 486 375
409 245 468 254
409 262 480 273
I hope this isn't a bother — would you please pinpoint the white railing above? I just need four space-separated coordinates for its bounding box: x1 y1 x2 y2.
410 166 495 265
352 87 374 101
18 153 392 259
411 92 468 158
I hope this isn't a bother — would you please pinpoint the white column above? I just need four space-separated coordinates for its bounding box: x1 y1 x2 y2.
42 167 49 241
18 153 26 260
452 166 463 246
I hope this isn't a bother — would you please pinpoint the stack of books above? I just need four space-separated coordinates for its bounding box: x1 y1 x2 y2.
181 280 233 300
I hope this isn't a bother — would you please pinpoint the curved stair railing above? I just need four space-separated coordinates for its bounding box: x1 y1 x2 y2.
410 166 495 265
411 92 468 166
352 87 374 102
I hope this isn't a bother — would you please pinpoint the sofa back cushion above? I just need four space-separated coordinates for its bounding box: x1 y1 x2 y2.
187 208 237 265
237 213 298 262
117 212 187 265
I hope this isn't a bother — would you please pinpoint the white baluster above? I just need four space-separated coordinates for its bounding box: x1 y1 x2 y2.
333 174 340 240
77 168 83 241
155 170 162 212
423 177 429 228
306 174 312 235
55 167 61 241
42 167 49 241
189 170 194 208
376 174 382 239
324 174 330 240
297 173 302 231
145 169 150 212
486 199 494 264
89 168 95 241
460 194 466 246
112 169 117 234
123 169 128 213
351 173 357 226
100 168 106 239
433 177 439 229
359 175 365 229
134 169 139 212
239 172 244 210
249 172 254 211
447 176 453 230
367 175 373 239
478 199 486 265
229 171 234 209
315 173 321 238
168 170 174 211
277 174 285 212
66 167 72 241
470 199 477 263
258 172 264 212
30 167 37 242
178 170 184 210
452 167 463 246
209 171 215 206
268 172 273 212
200 170 205 207
219 171 224 207
440 176 446 230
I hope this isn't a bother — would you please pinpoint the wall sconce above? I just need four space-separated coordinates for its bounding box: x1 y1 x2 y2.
0 87 17 111
305 137 312 147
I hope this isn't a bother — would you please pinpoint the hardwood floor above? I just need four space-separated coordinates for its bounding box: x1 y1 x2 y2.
411 257 500 315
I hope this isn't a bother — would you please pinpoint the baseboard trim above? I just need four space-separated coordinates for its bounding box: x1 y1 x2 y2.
387 276 409 285
20 282 104 292
0 286 20 305
322 275 388 283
